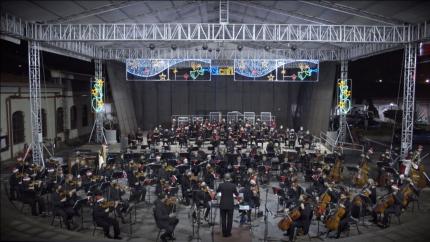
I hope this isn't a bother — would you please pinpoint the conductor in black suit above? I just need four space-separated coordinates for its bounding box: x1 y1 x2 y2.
216 173 238 237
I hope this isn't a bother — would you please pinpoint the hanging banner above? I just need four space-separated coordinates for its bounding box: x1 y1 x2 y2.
337 79 352 114
126 59 211 81
234 59 319 82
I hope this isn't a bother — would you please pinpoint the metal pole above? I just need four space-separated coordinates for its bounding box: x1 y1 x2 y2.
219 0 229 24
89 59 106 144
400 43 417 158
28 41 45 167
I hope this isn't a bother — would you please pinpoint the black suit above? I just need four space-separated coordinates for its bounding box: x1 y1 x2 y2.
154 199 179 241
93 203 120 238
216 181 238 236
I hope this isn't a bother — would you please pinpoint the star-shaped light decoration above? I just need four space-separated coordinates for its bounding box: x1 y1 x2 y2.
261 60 268 68
96 79 104 86
172 68 178 74
159 73 167 80
251 69 257 76
281 69 286 75
338 101 345 109
267 73 275 81
291 74 297 80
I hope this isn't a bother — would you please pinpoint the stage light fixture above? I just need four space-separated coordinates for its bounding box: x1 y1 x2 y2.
291 45 297 51
426 79 429 83
216 47 220 52
171 44 177 51
208 48 213 52
378 79 383 83
202 44 208 50
149 43 155 50
237 45 243 51
264 45 270 51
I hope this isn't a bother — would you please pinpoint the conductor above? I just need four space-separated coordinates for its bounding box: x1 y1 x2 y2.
216 173 238 237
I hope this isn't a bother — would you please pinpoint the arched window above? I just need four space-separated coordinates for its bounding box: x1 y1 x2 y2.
70 106 77 129
82 105 88 127
12 111 25 144
41 109 47 137
56 107 64 133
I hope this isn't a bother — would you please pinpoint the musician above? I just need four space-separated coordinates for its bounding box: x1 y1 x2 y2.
216 173 238 237
334 193 351 239
9 168 20 200
180 171 194 206
18 175 46 216
266 140 275 154
154 195 179 242
303 130 313 149
108 182 129 224
239 179 260 224
51 186 78 230
283 195 312 241
288 129 296 149
297 126 305 147
284 181 304 208
192 182 211 222
93 195 121 239
204 164 216 189
371 184 403 228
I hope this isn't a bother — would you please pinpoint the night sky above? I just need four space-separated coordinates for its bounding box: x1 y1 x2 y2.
349 46 430 103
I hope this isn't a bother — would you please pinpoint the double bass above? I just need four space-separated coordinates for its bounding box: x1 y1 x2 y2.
353 155 370 188
278 207 301 231
328 157 342 183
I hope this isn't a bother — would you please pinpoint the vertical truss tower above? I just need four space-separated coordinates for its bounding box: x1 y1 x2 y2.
28 41 45 166
400 43 417 158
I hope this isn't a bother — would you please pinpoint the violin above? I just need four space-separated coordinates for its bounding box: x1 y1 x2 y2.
325 202 346 231
278 207 301 231
101 200 115 209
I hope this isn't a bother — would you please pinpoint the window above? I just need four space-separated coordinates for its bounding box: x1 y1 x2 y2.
41 109 47 137
82 105 88 127
12 111 25 144
56 107 64 133
70 106 77 129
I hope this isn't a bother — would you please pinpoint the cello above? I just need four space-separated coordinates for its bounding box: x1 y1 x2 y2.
353 154 370 188
314 189 332 220
325 202 346 231
278 207 301 231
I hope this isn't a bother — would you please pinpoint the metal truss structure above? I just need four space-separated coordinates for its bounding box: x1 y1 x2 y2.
2 12 428 43
400 43 417 158
102 48 340 61
28 41 45 167
337 59 348 144
219 0 229 24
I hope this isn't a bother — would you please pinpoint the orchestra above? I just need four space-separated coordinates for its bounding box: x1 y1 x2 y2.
5 118 428 241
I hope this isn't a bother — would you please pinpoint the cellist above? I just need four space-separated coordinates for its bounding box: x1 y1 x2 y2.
283 194 312 241
371 184 403 228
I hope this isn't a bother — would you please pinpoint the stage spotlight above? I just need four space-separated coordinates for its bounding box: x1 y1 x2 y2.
291 45 297 51
426 79 429 83
171 44 177 51
149 43 155 50
216 47 220 52
378 79 383 83
195 48 199 52
237 45 243 51
202 44 208 50
208 48 213 52
264 45 270 51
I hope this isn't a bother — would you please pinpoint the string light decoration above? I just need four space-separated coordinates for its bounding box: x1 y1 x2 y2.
234 59 319 82
337 79 352 114
91 78 105 113
126 59 211 81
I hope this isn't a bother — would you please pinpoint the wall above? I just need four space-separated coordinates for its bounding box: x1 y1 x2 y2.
0 80 93 161
108 61 337 133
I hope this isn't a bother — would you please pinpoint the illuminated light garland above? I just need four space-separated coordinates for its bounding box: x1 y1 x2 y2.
338 79 352 114
91 78 104 113
126 59 211 81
